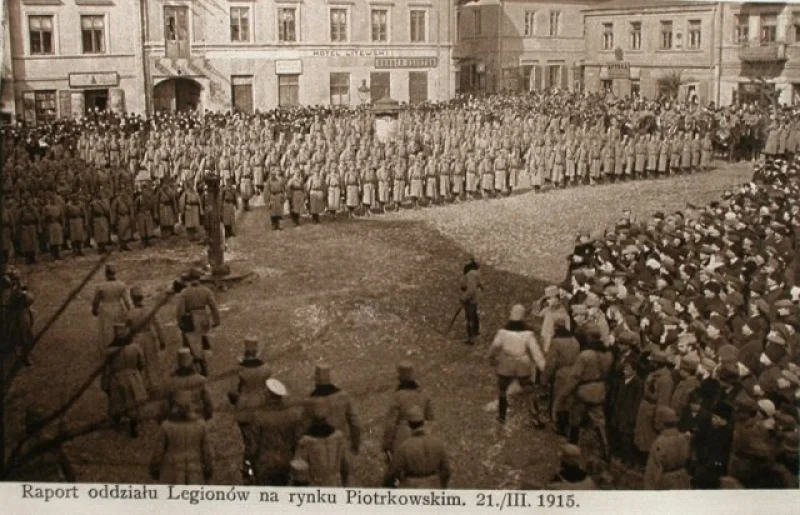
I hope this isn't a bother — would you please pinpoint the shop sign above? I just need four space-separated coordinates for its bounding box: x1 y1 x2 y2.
69 72 119 88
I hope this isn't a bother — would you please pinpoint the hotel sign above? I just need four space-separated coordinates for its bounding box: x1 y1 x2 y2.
69 72 119 88
607 62 631 80
275 60 303 75
375 57 438 69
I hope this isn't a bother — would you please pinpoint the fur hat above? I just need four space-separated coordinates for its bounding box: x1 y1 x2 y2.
314 363 332 386
397 361 414 382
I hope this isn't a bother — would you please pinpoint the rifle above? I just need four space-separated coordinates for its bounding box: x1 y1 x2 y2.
443 304 463 336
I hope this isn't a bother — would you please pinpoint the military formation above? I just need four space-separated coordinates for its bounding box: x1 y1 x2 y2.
4 91 796 267
3 90 800 490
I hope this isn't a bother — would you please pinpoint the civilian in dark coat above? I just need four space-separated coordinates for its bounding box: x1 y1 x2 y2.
691 403 734 489
608 359 644 466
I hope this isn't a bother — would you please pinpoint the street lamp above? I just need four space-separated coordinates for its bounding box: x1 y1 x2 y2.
358 80 370 104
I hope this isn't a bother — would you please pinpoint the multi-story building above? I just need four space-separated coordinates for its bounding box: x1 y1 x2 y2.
2 0 456 120
719 2 800 106
5 0 145 123
455 0 608 94
143 0 456 113
582 0 722 101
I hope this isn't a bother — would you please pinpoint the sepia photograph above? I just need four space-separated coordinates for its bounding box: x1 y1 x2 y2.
0 0 799 510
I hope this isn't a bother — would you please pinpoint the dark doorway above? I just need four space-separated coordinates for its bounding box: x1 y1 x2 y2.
153 78 202 112
84 89 109 113
370 72 390 103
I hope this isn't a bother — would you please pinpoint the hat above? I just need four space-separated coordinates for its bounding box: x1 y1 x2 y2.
265 378 287 397
757 399 776 418
718 344 738 364
290 459 310 483
177 348 194 368
680 354 701 374
105 264 116 277
765 343 787 364
734 391 757 412
407 405 425 424
241 337 259 359
189 268 202 280
397 361 414 382
544 285 559 298
560 444 582 466
767 330 786 346
130 286 144 299
509 304 525 322
314 363 332 386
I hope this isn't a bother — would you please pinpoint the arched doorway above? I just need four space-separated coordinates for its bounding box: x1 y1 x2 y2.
153 78 202 113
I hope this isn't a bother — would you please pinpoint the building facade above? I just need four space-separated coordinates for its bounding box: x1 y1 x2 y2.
718 2 800 106
455 0 607 94
3 0 456 121
6 0 145 123
582 0 721 102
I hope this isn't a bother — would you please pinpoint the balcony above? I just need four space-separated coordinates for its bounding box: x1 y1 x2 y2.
739 42 788 63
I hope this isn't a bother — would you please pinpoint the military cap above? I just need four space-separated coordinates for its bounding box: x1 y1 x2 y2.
177 348 194 368
265 378 287 397
407 405 425 424
314 363 332 386
189 268 202 280
509 304 525 322
130 286 144 299
397 361 414 382
290 459 310 483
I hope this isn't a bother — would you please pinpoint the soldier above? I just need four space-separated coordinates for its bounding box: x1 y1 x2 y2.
101 323 147 438
643 406 692 489
126 285 165 395
294 403 350 487
362 164 378 215
326 167 341 220
220 180 239 237
558 324 614 461
250 378 306 486
133 182 157 248
382 361 435 461
175 268 220 376
149 390 215 485
461 255 482 345
383 406 451 489
634 350 676 459
0 266 35 367
287 170 306 226
110 183 134 251
163 348 214 422
266 170 286 230
156 179 179 238
532 285 570 354
392 156 407 209
65 195 88 256
91 264 131 356
305 363 361 455
546 444 596 490
306 169 326 223
486 304 546 426
89 193 112 253
16 195 40 264
180 182 204 242
376 161 391 213
228 337 271 460
42 193 65 260
0 200 14 265
542 319 581 435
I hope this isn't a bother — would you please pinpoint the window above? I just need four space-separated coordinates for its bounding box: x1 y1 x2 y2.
660 20 673 49
278 7 297 42
601 79 613 93
330 8 347 42
81 15 105 54
278 75 299 106
371 9 388 42
794 13 800 44
524 11 535 37
232 76 253 114
602 23 614 50
409 72 428 104
330 72 350 105
474 10 481 36
410 10 426 42
630 21 641 50
230 7 250 42
761 14 777 44
549 11 561 37
735 14 749 45
688 20 701 49
28 91 57 124
28 15 54 55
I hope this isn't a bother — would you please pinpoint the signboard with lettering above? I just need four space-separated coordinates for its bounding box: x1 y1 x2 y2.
607 62 630 80
312 49 392 58
375 57 438 69
275 60 302 75
69 72 119 88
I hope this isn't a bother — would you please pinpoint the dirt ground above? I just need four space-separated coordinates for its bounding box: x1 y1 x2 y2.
3 162 755 488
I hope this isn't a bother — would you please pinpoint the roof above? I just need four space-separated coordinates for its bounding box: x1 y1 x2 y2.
583 0 718 12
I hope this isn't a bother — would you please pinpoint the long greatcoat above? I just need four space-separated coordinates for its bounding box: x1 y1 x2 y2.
150 417 214 484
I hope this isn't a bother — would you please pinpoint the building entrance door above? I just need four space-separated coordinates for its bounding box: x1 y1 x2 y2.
84 89 109 113
370 72 390 103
